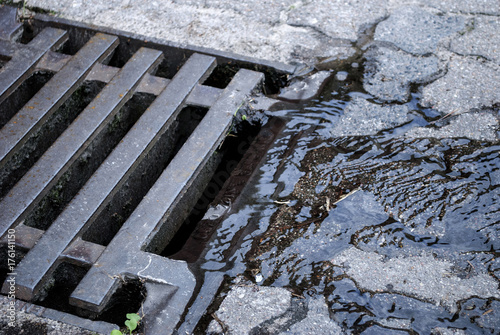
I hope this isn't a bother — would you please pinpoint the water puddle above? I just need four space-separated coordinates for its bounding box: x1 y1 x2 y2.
189 65 499 334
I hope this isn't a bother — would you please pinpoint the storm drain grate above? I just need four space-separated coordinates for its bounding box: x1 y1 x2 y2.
0 6 293 333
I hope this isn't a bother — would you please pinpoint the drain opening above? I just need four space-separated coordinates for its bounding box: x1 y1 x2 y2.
0 71 54 128
82 105 208 246
203 64 240 89
24 92 156 231
203 63 286 95
36 261 146 327
96 279 146 326
0 80 105 199
166 117 286 263
161 121 262 258
35 262 89 315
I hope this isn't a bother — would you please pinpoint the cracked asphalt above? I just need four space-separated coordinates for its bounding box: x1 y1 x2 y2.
2 0 499 334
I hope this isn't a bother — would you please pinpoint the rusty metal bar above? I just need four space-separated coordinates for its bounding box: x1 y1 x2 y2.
32 53 233 108
6 53 217 302
0 27 68 105
0 33 119 193
69 69 264 334
0 47 163 238
0 6 22 41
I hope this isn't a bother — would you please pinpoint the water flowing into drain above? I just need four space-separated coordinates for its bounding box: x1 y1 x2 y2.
189 61 499 334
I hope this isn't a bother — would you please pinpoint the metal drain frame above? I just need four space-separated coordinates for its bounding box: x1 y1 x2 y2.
0 5 296 334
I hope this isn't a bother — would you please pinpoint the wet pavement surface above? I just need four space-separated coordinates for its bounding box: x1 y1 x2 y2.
4 0 500 334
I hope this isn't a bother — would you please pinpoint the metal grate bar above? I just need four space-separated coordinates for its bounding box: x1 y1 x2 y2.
187 84 223 108
85 62 119 83
69 69 264 334
32 53 224 107
0 33 118 174
0 222 44 250
0 7 293 332
35 50 72 73
0 47 163 237
7 53 217 301
0 27 68 105
61 237 106 266
0 6 22 40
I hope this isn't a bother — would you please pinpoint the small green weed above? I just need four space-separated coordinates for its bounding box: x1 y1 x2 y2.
110 313 141 335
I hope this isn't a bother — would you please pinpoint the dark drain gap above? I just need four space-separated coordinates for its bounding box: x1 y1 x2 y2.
0 71 54 129
165 118 286 263
202 64 285 95
36 26 94 57
95 279 146 326
23 92 156 231
37 261 146 328
81 106 208 246
203 64 239 89
161 121 261 258
17 15 37 45
0 245 27 285
0 80 105 200
35 262 89 315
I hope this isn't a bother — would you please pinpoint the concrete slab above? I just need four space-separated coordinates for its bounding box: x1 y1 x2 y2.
22 0 362 65
363 46 440 102
405 111 499 141
450 15 500 65
287 0 388 41
330 97 411 136
421 56 500 115
374 6 466 55
332 247 500 313
207 283 291 334
410 0 500 15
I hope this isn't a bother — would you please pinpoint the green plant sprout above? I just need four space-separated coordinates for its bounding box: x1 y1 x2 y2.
110 313 141 335
233 101 247 121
